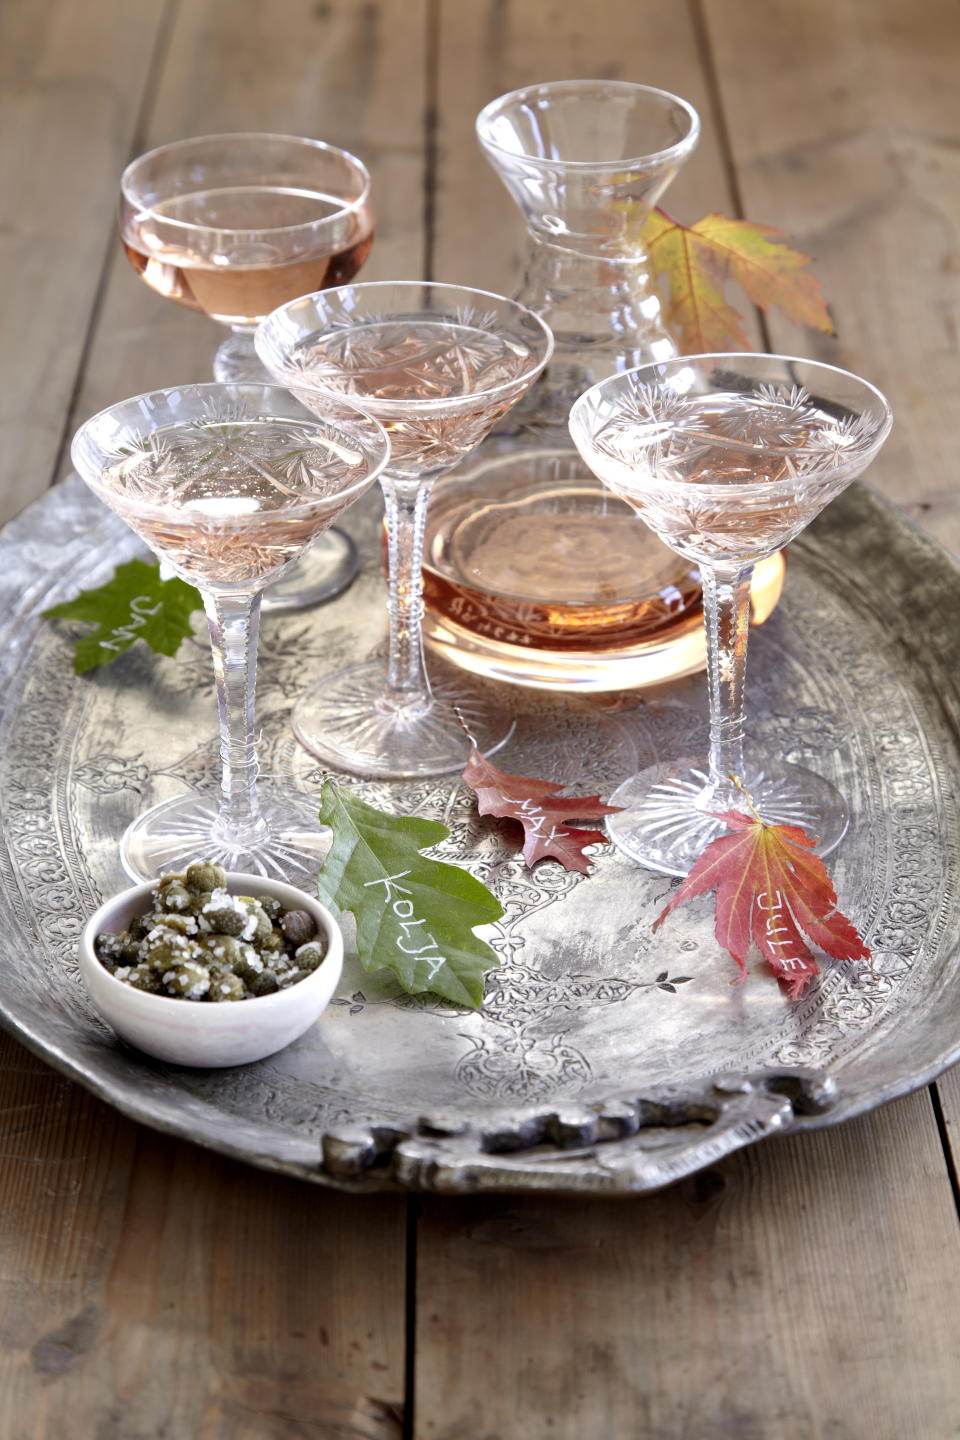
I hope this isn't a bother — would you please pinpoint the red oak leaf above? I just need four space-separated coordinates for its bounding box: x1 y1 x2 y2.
653 810 869 998
462 744 620 873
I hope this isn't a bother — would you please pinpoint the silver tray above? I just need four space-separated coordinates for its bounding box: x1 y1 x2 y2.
1 476 958 1194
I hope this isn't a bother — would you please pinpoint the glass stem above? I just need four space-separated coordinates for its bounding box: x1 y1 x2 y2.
381 475 433 714
701 561 754 808
203 589 268 843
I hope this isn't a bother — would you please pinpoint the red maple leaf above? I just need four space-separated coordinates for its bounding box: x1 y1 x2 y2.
653 810 870 998
462 744 621 873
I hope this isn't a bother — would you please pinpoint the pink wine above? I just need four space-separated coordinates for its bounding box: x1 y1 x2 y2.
121 185 373 326
289 318 537 476
96 417 369 589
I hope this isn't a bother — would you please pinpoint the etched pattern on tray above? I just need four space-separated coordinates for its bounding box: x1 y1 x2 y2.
0 479 957 1192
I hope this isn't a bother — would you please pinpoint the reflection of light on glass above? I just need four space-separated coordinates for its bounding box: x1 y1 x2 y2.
667 364 698 395
318 436 363 466
185 497 261 517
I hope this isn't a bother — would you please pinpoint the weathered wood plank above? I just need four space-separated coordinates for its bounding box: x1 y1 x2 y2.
415 4 960 1437
0 2 428 1433
0 1032 406 1439
0 0 166 522
431 0 740 297
703 0 960 546
62 0 429 443
932 1067 960 1201
414 1091 960 1440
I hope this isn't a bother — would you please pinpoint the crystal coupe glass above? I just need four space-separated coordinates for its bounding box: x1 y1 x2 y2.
569 354 892 876
71 383 389 882
120 133 375 609
257 281 553 777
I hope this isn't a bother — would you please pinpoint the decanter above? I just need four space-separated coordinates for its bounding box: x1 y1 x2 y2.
421 80 784 690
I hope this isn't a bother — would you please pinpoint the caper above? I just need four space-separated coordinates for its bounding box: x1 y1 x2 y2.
209 973 246 1003
196 933 244 966
199 891 247 936
259 928 283 955
247 970 280 997
126 964 163 994
95 931 128 968
141 930 199 970
294 939 328 973
249 905 274 947
154 877 192 913
185 861 227 894
281 909 316 947
163 960 211 999
94 867 325 1004
151 913 197 937
234 951 265 987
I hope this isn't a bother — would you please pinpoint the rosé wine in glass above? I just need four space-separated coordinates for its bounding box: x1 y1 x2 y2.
569 354 893 877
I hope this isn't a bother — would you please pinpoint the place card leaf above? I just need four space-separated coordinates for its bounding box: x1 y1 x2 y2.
654 810 869 997
316 779 503 1008
632 207 836 353
462 744 620 873
43 559 202 673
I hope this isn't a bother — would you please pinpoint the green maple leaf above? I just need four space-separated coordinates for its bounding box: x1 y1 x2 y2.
633 207 836 353
316 780 503 1008
43 558 202 673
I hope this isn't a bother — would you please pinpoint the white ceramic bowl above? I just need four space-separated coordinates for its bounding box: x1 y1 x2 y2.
79 873 343 1067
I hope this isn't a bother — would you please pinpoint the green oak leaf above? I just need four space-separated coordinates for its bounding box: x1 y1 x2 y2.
43 559 203 673
316 780 503 1009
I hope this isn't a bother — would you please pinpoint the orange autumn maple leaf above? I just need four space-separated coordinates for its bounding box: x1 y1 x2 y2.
635 208 835 354
654 810 869 998
462 744 620 874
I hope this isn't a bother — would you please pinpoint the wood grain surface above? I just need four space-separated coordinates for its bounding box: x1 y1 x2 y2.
415 1090 960 1440
1 1 958 1436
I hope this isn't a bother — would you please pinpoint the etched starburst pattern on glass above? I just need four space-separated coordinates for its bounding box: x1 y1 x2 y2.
71 382 389 881
256 281 554 778
587 376 885 565
569 354 892 876
95 416 375 588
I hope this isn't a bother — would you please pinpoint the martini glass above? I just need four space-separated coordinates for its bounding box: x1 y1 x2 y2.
569 354 893 877
120 133 375 609
71 383 389 882
257 281 554 777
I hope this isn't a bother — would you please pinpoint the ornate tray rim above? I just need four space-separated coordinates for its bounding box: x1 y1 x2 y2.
0 477 958 1195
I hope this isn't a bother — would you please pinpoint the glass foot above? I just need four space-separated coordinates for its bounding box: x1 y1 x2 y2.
261 529 359 612
120 784 329 884
291 659 515 779
212 331 271 383
606 754 850 877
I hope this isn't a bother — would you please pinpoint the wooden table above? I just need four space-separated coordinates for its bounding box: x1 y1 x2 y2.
3 2 959 1435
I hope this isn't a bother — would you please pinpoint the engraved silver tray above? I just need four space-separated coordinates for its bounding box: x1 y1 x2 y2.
1 476 958 1194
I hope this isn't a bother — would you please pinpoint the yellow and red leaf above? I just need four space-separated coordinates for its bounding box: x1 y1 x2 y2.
633 208 835 355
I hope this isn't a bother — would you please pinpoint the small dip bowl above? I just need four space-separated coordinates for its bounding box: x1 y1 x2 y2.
79 873 343 1067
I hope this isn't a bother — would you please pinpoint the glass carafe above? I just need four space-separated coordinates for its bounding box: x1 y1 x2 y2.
421 80 784 690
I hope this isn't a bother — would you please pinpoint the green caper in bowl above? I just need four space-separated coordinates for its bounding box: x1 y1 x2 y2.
94 862 328 1002
79 871 344 1068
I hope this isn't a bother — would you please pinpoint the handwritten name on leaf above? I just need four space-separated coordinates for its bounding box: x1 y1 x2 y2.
43 559 202 673
315 780 503 1008
654 810 869 998
462 743 620 873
